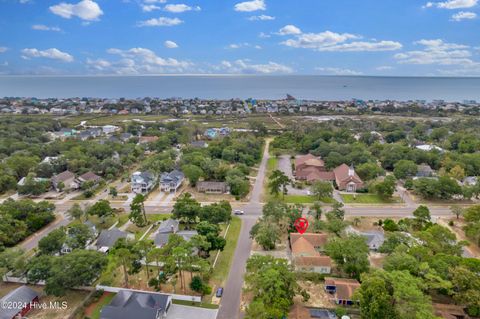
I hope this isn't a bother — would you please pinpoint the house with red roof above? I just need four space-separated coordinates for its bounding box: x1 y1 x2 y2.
294 154 364 192
290 232 332 274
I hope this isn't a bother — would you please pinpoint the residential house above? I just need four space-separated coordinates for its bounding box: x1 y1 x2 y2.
463 176 477 186
120 132 133 142
417 163 434 178
290 233 332 274
415 144 445 153
0 286 39 319
294 154 335 183
190 140 209 148
289 305 336 319
346 226 385 251
51 170 78 192
294 154 364 192
131 171 157 194
100 289 172 319
77 172 102 187
152 219 198 248
102 125 119 134
333 164 364 192
324 277 361 306
160 170 184 193
196 181 229 194
96 228 132 253
138 136 159 144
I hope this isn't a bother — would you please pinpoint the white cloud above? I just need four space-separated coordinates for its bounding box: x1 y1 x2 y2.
315 67 363 75
248 14 275 21
226 43 261 49
424 0 478 9
280 29 402 52
164 4 200 13
50 0 103 21
138 17 184 27
164 40 179 49
219 59 293 74
0 47 8 53
278 25 302 35
32 24 62 32
86 58 111 71
21 48 74 62
258 32 271 38
376 66 394 71
451 11 477 20
141 4 161 12
143 0 167 3
394 39 475 66
234 0 266 12
99 47 191 74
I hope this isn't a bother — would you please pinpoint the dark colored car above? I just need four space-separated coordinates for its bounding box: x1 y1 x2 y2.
216 287 224 298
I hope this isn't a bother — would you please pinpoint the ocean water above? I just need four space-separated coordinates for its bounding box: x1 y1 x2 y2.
0 75 479 101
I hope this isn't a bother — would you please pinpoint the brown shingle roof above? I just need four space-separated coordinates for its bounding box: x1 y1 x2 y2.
79 172 102 182
325 277 361 301
295 154 318 168
52 170 75 183
291 233 329 248
291 237 319 256
333 164 363 185
296 256 332 267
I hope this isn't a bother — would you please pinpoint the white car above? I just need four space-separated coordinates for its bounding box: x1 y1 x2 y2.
234 210 245 215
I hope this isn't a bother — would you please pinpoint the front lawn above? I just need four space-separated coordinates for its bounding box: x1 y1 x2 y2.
267 157 278 172
209 217 242 295
341 194 402 204
283 195 335 204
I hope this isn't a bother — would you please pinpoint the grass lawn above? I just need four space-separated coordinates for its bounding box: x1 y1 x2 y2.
282 195 335 204
87 292 116 319
267 157 278 172
342 194 402 204
172 299 219 309
209 217 242 297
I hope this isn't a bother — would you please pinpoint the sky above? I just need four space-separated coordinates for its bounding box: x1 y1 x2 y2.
0 0 479 76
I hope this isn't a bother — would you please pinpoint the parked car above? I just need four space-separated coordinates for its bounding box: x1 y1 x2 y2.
234 210 244 215
216 287 224 298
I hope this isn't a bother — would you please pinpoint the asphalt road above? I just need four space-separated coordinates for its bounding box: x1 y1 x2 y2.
216 140 270 319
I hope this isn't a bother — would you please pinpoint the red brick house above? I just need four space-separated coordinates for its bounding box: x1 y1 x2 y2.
294 154 364 192
324 277 361 306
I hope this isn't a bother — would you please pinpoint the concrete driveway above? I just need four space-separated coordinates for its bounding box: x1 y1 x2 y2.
167 304 218 319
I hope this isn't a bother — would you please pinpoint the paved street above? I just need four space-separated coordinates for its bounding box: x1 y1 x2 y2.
217 140 270 319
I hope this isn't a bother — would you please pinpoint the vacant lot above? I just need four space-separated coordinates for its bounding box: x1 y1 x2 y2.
342 194 402 204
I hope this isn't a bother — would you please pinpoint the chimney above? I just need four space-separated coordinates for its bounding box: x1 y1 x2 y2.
348 164 355 177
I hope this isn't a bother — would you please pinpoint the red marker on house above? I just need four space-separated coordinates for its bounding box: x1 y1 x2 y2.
294 217 309 234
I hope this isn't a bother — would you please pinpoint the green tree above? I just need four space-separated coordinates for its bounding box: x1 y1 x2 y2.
113 248 135 288
250 221 281 250
393 160 418 180
67 203 84 220
412 205 431 230
88 199 114 223
130 194 147 226
38 228 66 255
182 164 204 187
244 255 298 318
109 187 118 198
172 193 201 228
325 234 370 279
356 162 385 181
66 223 94 250
311 180 333 200
372 175 397 199
268 169 291 198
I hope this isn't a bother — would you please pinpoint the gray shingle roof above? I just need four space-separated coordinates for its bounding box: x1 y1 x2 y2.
160 170 184 184
0 286 39 319
96 228 128 248
100 290 171 319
